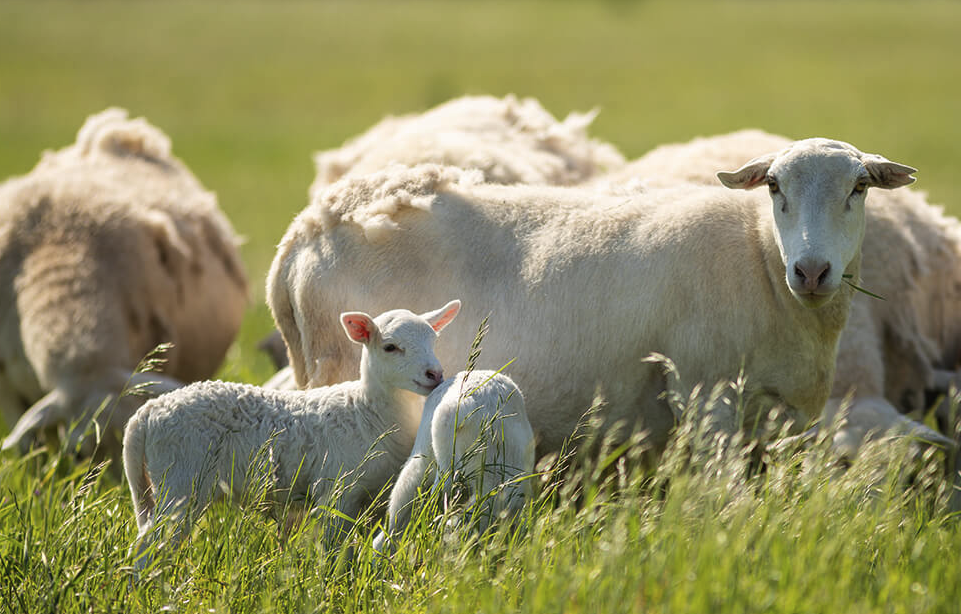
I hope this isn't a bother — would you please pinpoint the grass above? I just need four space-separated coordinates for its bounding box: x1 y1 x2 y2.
1 0 960 612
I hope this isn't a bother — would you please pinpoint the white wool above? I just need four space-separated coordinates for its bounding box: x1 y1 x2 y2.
373 370 534 552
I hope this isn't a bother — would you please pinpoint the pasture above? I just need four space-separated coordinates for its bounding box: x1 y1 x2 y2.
1 1 960 612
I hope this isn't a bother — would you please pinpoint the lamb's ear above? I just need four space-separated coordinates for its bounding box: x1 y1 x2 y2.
863 154 917 189
341 312 377 345
421 299 461 333
716 153 777 190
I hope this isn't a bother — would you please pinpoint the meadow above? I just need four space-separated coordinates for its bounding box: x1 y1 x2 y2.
1 1 961 612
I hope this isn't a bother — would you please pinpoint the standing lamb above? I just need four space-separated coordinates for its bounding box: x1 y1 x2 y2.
123 300 460 570
268 138 915 459
609 130 961 432
0 108 248 459
373 370 534 552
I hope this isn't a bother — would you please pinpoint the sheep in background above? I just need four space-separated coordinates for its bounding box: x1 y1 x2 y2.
0 108 248 459
123 300 460 570
373 370 534 553
268 138 914 460
608 130 961 433
311 94 625 192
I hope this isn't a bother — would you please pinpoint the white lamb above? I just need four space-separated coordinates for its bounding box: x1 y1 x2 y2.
123 300 460 569
373 370 534 552
611 130 961 434
0 108 248 459
268 138 915 460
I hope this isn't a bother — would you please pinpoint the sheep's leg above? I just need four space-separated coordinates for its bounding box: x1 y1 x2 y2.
372 453 435 554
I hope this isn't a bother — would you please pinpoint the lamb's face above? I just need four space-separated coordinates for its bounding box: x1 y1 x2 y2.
367 313 445 395
340 300 460 396
718 138 916 309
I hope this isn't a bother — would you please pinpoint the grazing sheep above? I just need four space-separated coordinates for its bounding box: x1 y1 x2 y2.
268 139 914 459
123 300 460 569
613 130 961 427
0 108 248 458
373 370 534 552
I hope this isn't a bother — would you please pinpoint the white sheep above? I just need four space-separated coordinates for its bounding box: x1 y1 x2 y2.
268 139 915 460
612 130 961 430
373 370 534 552
0 108 248 459
311 94 625 193
123 300 460 569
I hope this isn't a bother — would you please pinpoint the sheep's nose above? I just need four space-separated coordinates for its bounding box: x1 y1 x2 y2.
425 369 444 385
794 260 831 292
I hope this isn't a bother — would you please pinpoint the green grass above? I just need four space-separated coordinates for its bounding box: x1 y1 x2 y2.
1 1 960 612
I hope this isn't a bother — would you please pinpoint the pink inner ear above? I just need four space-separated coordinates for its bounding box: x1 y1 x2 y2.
343 315 371 342
430 307 459 331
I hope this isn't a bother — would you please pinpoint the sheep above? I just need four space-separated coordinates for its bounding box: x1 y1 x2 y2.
610 130 961 430
267 140 915 460
0 108 248 460
260 95 626 375
373 370 534 552
311 94 625 193
123 300 461 569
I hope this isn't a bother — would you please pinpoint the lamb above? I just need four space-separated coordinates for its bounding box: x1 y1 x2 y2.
373 370 534 552
0 108 248 459
268 139 915 460
123 300 460 569
611 130 961 431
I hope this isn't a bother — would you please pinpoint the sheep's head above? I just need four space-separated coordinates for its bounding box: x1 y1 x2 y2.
717 138 915 308
341 300 461 395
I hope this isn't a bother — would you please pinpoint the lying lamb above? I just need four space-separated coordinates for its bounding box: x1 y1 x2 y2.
123 300 460 570
0 108 248 459
373 370 534 552
268 138 915 460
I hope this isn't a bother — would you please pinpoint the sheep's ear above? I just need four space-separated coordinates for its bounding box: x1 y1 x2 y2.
716 153 777 190
421 299 461 333
341 312 377 344
863 155 917 189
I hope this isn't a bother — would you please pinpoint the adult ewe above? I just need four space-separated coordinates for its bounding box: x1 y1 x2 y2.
124 301 460 569
261 94 625 374
268 138 914 457
0 108 248 458
612 130 961 429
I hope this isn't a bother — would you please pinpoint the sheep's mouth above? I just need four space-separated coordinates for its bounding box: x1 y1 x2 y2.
413 379 440 393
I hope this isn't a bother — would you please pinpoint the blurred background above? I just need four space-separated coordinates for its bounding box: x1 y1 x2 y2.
2 0 958 382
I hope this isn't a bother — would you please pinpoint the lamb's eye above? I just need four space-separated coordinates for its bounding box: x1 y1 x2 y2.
852 181 867 195
383 343 398 353
767 178 779 194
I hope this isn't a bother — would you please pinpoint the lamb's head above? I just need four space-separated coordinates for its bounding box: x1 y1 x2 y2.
717 138 916 308
340 300 461 395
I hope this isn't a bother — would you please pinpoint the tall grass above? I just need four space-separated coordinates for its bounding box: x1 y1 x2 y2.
2 1 960 612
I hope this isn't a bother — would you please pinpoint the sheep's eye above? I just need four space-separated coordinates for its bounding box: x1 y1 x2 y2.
767 178 779 194
383 343 398 353
852 181 867 195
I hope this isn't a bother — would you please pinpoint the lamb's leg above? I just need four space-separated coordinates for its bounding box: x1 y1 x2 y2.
372 453 435 554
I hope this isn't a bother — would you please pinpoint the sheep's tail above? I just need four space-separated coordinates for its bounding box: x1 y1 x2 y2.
122 406 154 529
265 237 309 389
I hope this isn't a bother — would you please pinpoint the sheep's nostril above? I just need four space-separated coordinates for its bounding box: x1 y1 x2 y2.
794 260 830 292
425 369 443 384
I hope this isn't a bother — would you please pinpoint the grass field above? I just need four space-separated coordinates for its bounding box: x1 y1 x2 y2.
2 1 961 612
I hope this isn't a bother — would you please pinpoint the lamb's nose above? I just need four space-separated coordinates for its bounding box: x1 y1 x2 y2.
425 369 444 384
794 260 831 292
